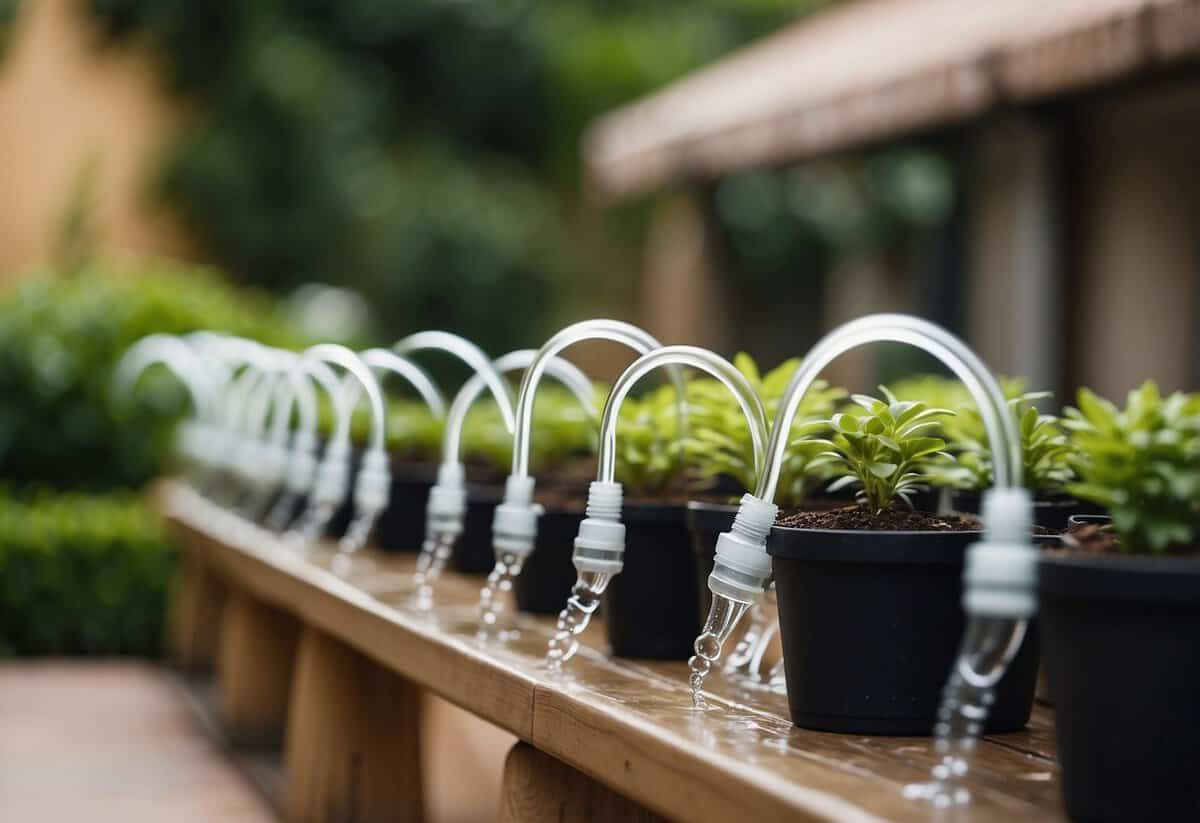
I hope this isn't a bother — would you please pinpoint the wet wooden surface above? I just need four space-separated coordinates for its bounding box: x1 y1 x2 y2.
160 482 1064 822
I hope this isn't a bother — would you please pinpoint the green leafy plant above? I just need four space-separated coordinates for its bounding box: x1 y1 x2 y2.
460 383 598 477
1063 382 1200 554
0 490 175 657
686 353 846 507
889 374 1073 495
938 393 1074 495
613 383 684 497
809 387 955 514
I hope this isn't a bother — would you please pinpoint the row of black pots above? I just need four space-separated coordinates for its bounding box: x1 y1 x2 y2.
326 452 704 660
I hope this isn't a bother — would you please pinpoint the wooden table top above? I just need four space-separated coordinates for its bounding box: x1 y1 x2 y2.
159 481 1064 823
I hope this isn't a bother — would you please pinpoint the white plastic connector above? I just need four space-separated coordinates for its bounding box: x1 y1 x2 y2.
313 439 351 508
572 481 626 575
236 436 265 488
258 441 287 490
491 474 543 559
962 487 1038 617
426 462 467 538
710 493 779 603
353 448 392 516
285 429 319 495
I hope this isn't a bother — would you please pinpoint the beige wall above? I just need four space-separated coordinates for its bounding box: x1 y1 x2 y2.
1071 84 1200 397
0 0 192 279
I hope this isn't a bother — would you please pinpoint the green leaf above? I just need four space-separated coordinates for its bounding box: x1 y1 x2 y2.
868 461 898 480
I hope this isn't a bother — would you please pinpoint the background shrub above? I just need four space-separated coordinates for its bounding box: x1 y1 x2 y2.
0 490 174 656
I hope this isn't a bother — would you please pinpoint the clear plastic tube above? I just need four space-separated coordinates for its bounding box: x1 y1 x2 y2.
412 350 595 610
287 344 387 550
337 347 448 424
115 334 220 423
508 320 685 480
545 346 768 668
268 357 346 532
392 331 515 432
755 315 1020 500
478 320 683 637
691 311 1027 758
441 350 595 465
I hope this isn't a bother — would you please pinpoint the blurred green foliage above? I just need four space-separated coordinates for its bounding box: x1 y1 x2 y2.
0 490 174 656
686 353 845 507
888 374 1074 495
0 260 307 658
461 384 599 476
1064 382 1200 554
82 0 843 349
0 260 304 491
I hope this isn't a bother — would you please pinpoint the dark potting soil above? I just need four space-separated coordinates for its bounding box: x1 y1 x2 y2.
776 505 979 532
1056 521 1199 556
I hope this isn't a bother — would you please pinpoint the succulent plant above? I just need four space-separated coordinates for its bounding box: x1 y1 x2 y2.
1063 381 1200 554
807 387 955 514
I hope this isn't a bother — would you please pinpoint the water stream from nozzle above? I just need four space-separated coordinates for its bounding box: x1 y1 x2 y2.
543 346 766 671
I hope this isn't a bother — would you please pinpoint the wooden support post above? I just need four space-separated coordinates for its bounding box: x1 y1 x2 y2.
499 742 667 823
169 550 227 671
217 590 300 746
283 628 424 823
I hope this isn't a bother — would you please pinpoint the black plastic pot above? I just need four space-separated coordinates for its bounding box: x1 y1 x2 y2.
450 484 505 574
605 503 700 660
1039 553 1200 821
513 506 585 614
952 491 1104 531
372 462 437 552
686 501 737 621
767 526 1040 734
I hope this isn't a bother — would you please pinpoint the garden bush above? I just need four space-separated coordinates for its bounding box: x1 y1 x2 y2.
0 490 174 657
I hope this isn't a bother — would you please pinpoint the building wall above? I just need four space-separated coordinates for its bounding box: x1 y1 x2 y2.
0 0 192 279
1069 83 1200 398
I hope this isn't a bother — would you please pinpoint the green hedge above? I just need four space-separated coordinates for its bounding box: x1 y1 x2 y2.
0 260 305 492
0 259 306 657
0 491 174 657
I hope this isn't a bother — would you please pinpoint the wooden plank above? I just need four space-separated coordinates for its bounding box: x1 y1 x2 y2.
499 742 667 823
283 627 424 823
169 548 228 671
159 481 1065 823
217 590 300 746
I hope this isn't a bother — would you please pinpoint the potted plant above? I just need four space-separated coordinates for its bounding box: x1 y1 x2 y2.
1040 382 1200 821
685 353 845 616
766 387 1040 734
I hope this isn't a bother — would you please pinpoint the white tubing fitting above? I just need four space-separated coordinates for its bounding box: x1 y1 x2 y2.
257 440 287 490
427 462 467 538
710 493 779 603
285 429 319 495
492 474 542 559
353 448 392 516
962 487 1037 617
313 439 352 508
572 481 626 575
